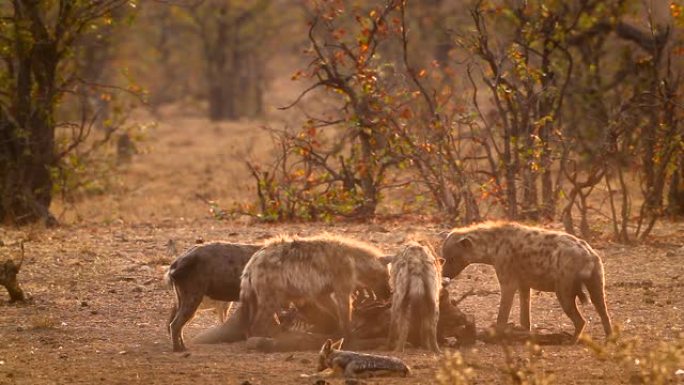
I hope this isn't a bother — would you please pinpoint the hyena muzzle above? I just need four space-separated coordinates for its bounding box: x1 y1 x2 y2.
442 222 612 342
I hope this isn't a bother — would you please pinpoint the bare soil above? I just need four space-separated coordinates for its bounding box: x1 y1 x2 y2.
1 112 683 385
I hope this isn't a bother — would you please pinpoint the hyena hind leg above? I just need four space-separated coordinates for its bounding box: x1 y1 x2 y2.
169 290 203 352
394 307 411 352
585 272 612 337
422 311 440 353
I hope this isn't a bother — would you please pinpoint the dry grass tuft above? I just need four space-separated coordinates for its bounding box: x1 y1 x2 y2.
582 327 684 385
435 350 473 385
29 315 58 330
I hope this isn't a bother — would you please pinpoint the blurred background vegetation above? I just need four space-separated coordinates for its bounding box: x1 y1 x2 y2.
1 0 683 243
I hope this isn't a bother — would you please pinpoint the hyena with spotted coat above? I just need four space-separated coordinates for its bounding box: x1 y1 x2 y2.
240 234 391 337
442 222 612 341
164 242 261 351
388 242 442 352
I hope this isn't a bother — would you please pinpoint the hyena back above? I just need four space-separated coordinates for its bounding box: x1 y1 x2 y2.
442 222 612 341
240 234 391 337
165 242 261 351
388 242 442 352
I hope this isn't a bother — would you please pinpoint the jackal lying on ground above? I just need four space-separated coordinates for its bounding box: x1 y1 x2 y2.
388 242 442 352
164 242 261 351
317 339 411 378
240 234 391 337
442 221 612 342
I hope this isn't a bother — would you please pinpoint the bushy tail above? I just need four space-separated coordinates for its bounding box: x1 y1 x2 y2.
576 257 597 305
166 277 180 335
163 267 173 288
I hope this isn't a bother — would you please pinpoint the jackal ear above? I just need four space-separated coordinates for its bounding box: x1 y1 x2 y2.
322 339 333 353
437 258 446 266
332 338 344 350
378 255 394 266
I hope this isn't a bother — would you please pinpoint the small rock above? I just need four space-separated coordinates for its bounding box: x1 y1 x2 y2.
90 310 98 315
284 354 295 362
183 352 191 358
16 326 24 332
132 286 144 293
300 358 311 364
228 232 238 236
313 380 329 385
240 381 252 385
80 301 88 307
108 289 117 294
195 237 204 244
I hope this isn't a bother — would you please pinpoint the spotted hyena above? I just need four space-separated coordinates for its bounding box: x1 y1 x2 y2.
164 242 261 351
442 222 612 342
0 242 26 302
240 234 391 338
387 242 442 352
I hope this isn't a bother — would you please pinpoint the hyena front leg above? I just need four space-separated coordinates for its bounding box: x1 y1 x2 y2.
555 283 586 343
519 285 531 331
251 298 280 337
585 271 612 337
496 279 518 332
333 287 354 337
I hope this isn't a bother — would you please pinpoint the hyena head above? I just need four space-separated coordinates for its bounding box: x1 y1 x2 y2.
402 242 444 275
318 338 344 372
441 232 478 278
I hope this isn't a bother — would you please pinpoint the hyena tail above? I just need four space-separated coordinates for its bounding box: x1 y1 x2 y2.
162 268 173 288
576 286 589 305
576 258 596 304
167 279 180 335
164 254 196 287
573 275 589 304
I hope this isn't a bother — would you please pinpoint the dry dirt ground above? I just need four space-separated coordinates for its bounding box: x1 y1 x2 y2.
1 112 683 385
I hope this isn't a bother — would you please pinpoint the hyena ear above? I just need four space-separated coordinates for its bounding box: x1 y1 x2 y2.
457 236 474 248
437 258 446 266
378 255 394 266
332 338 344 350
